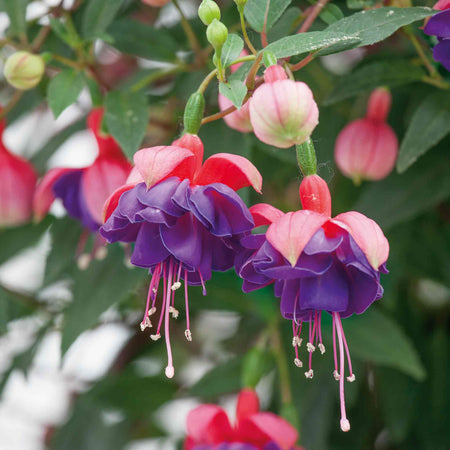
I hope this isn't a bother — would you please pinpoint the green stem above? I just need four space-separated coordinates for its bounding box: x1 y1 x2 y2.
238 5 257 55
197 68 219 94
406 31 438 78
422 75 450 90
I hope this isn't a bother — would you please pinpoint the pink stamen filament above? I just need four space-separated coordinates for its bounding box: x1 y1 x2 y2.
333 315 338 375
337 314 354 378
318 311 323 345
164 260 175 378
198 271 207 295
334 312 350 432
151 264 162 309
308 313 317 371
184 269 191 339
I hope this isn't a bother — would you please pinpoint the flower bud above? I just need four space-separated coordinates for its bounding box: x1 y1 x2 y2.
206 19 228 50
334 88 398 183
142 0 171 6
198 0 221 25
233 0 248 8
249 66 319 148
299 174 331 217
4 51 45 90
184 92 205 135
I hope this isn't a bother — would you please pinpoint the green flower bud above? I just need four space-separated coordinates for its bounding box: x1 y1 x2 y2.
198 0 221 26
183 92 205 135
206 19 228 50
233 0 248 9
4 51 45 90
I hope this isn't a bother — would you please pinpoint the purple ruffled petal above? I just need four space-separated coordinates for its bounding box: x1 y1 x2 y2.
432 39 450 71
131 222 170 268
424 9 450 38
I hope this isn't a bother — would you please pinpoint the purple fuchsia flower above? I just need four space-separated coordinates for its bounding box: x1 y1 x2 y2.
184 388 300 450
424 0 450 71
236 175 389 432
100 133 262 378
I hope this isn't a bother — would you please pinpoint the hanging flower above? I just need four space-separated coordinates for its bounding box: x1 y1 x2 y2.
236 175 389 432
34 108 132 233
424 0 450 71
0 111 37 227
185 388 300 450
100 133 262 378
334 88 398 183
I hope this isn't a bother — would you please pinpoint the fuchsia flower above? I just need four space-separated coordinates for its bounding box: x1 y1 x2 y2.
33 108 132 232
249 65 319 149
185 388 300 450
100 133 262 378
334 88 398 183
236 175 389 432
0 112 37 226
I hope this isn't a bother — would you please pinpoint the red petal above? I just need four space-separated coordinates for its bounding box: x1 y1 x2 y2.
103 183 136 222
332 211 389 270
33 167 76 220
172 133 204 175
236 389 260 422
249 203 284 227
186 405 233 445
194 153 262 193
133 145 196 189
266 210 328 266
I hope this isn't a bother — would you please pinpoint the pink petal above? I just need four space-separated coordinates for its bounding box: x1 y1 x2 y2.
82 156 132 224
237 412 298 448
194 153 262 193
266 210 328 266
33 167 76 220
186 405 233 445
172 133 204 175
332 211 389 270
103 183 136 222
249 203 284 227
133 145 196 189
236 389 260 422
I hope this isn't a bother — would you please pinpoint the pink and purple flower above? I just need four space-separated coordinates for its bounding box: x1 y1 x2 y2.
236 175 389 432
424 0 450 71
100 133 262 378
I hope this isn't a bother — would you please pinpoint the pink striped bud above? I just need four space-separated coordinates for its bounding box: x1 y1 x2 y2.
334 88 398 183
249 66 319 149
299 175 332 217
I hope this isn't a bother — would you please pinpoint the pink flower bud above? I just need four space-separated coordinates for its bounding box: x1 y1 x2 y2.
142 0 170 6
433 0 450 9
334 88 398 183
0 116 37 226
249 66 319 149
300 175 332 217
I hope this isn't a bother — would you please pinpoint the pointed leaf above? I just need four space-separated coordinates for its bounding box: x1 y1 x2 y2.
82 0 123 40
47 70 85 118
219 80 248 108
244 0 292 33
222 34 245 67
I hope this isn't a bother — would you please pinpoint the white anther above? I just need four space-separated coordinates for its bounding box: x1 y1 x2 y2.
77 254 91 270
185 329 192 341
169 306 179 319
333 370 340 380
292 336 299 347
140 317 152 331
318 343 326 354
304 369 314 379
171 281 181 291
152 288 157 294
148 307 157 316
306 342 315 353
297 338 303 347
347 374 356 382
95 246 108 260
150 333 161 341
294 358 303 368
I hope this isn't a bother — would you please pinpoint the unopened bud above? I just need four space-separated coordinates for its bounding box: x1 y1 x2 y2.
183 92 205 135
4 51 45 90
198 0 221 25
206 19 228 50
233 0 248 8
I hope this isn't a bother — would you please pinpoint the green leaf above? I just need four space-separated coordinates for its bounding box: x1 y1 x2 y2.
356 147 450 230
219 80 247 108
61 246 145 353
244 0 292 33
397 91 450 173
319 4 344 25
221 34 244 68
105 90 149 158
264 31 361 59
347 0 377 9
107 19 178 62
326 7 435 47
0 0 27 36
340 308 426 381
325 60 426 105
267 7 301 43
81 0 123 40
47 70 85 118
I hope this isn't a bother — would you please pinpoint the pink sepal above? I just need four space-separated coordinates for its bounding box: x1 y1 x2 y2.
299 175 332 217
236 388 260 422
195 153 262 193
332 211 389 270
133 145 196 189
126 166 144 184
103 183 137 222
267 210 328 266
33 167 77 220
172 133 204 175
249 203 284 227
433 0 450 10
366 88 391 122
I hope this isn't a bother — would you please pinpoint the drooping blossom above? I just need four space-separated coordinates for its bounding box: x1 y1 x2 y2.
100 133 262 378
424 0 450 71
334 88 398 183
249 65 319 149
218 50 253 133
236 175 389 432
34 108 132 235
185 388 300 450
0 111 37 226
